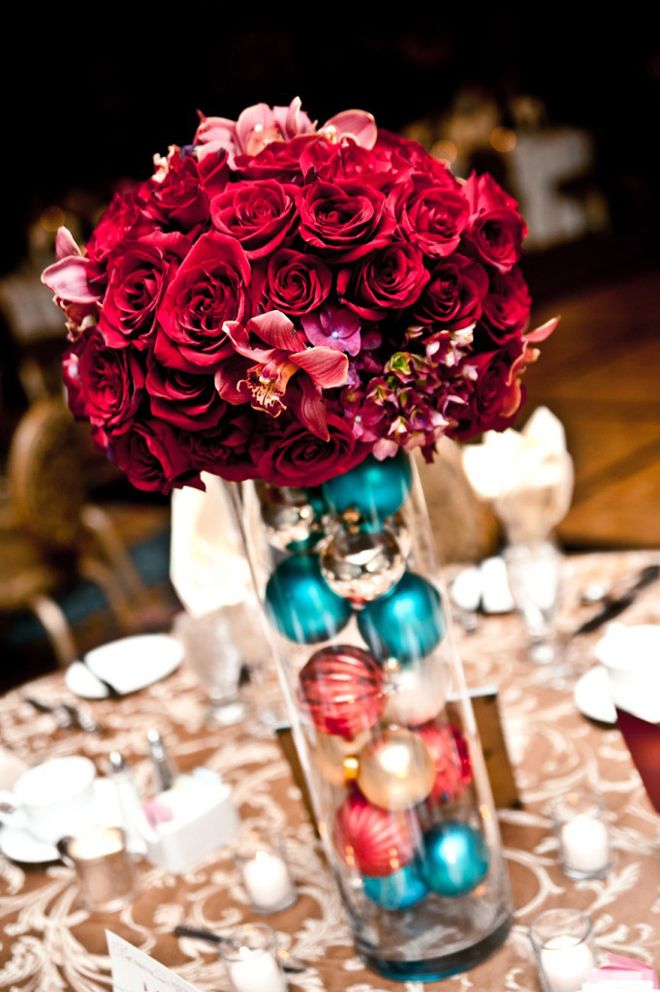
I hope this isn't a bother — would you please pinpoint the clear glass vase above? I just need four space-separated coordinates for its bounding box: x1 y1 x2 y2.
239 451 513 983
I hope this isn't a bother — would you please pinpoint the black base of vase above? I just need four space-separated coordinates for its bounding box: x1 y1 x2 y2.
357 914 513 984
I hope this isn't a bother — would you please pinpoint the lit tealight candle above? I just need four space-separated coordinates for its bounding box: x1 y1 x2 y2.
60 826 135 912
530 909 597 992
220 924 287 992
240 845 296 914
560 815 610 876
551 792 612 879
540 935 596 992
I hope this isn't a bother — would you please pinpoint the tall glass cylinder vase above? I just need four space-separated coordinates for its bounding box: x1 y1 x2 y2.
240 451 513 983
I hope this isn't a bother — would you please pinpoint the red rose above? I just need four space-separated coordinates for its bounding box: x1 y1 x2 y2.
373 130 430 176
196 148 229 199
154 231 252 371
450 343 525 439
300 140 403 192
185 413 256 482
480 267 531 343
391 172 469 258
210 180 299 259
463 172 527 273
86 185 154 270
146 361 226 430
263 249 332 315
70 328 145 434
109 418 201 494
337 242 429 319
299 179 395 261
99 232 191 349
413 254 488 328
254 413 368 487
139 149 208 231
234 134 327 183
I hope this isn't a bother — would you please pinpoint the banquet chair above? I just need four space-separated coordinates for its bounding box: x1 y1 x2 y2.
0 398 150 668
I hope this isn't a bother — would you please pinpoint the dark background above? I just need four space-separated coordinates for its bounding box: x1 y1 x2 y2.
4 15 660 279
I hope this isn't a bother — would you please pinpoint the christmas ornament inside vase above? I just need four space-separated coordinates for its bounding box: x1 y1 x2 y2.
241 451 513 983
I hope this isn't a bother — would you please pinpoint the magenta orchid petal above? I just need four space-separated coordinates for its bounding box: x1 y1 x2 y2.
222 320 274 364
295 375 330 440
55 226 82 260
291 347 348 389
248 310 307 352
323 109 378 149
40 254 99 304
193 114 237 160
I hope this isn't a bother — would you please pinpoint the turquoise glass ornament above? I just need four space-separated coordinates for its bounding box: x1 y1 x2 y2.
321 452 412 529
265 554 352 644
363 864 429 911
422 821 489 897
357 571 445 663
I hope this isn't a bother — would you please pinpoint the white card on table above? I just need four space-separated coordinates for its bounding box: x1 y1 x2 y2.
106 931 201 992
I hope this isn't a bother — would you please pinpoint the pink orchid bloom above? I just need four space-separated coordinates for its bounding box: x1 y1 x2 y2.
194 96 377 166
318 109 377 150
41 226 99 305
215 309 348 439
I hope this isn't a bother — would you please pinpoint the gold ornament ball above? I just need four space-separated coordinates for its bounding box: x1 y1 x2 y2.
313 730 369 787
358 728 436 810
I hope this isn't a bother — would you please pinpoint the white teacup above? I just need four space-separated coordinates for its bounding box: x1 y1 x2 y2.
0 756 97 843
594 624 660 723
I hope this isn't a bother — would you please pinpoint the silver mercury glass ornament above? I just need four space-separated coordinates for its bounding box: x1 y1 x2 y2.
320 512 405 607
257 484 323 551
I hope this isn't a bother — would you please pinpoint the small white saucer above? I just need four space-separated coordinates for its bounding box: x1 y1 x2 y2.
65 633 184 699
0 779 122 864
573 665 616 725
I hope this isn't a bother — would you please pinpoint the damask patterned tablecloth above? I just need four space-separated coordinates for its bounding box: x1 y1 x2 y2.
1 551 659 992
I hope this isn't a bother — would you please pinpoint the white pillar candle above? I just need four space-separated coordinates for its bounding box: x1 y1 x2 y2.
241 849 295 912
540 935 596 992
227 946 287 992
560 815 610 874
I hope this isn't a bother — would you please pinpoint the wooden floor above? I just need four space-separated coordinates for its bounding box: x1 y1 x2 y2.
522 266 660 548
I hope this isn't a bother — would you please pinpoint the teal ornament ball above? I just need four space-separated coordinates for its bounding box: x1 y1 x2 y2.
321 451 412 529
422 822 489 897
363 864 429 911
357 571 445 664
265 554 352 644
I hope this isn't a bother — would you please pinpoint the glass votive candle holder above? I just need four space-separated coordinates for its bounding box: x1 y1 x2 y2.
551 791 613 879
220 923 287 992
236 834 297 914
57 825 135 912
529 908 597 992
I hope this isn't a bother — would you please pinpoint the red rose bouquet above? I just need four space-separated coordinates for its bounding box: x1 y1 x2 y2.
42 97 557 493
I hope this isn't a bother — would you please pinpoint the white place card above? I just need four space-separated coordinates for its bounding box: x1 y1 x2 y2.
106 931 201 992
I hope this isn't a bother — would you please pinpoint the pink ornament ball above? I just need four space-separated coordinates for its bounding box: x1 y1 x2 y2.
417 722 473 802
333 790 420 877
298 645 385 740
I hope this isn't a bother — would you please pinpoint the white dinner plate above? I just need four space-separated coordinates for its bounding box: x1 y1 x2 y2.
65 633 183 699
573 665 616 725
0 779 121 864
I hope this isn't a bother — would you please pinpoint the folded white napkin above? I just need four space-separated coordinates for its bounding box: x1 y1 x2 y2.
462 407 573 543
170 473 250 617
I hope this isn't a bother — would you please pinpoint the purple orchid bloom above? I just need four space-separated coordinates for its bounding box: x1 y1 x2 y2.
301 304 362 357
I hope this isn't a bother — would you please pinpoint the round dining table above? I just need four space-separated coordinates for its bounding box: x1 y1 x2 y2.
1 550 659 991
